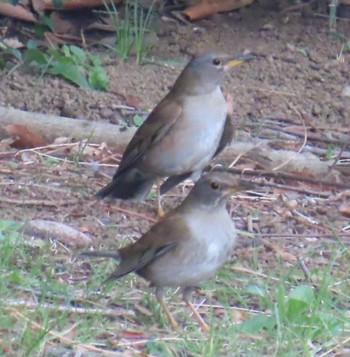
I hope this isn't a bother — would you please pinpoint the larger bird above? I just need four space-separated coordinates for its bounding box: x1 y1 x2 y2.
96 52 253 206
84 172 254 331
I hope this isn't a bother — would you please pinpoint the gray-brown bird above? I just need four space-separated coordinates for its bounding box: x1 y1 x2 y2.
84 172 254 331
96 52 254 211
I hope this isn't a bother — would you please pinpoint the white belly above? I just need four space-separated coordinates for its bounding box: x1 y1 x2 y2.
142 208 236 287
146 87 227 175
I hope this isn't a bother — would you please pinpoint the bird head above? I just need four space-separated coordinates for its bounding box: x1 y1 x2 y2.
173 52 255 95
184 171 255 209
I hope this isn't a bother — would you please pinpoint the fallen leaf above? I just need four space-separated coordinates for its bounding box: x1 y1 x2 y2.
3 37 25 49
0 3 36 22
231 308 248 323
339 201 350 216
125 94 141 108
5 124 47 149
264 242 297 263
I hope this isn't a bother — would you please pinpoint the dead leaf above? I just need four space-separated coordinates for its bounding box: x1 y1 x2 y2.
0 137 16 151
3 37 25 49
339 201 350 216
183 0 254 21
125 95 141 109
5 124 47 149
0 3 36 22
121 329 148 338
264 242 297 263
50 11 80 35
231 309 248 323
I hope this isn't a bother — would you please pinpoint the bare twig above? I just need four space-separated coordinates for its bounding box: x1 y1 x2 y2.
327 143 349 174
0 197 79 206
272 99 308 171
297 256 312 280
4 299 135 318
212 167 350 190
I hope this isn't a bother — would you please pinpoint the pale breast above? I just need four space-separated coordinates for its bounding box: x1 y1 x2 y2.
141 208 236 287
145 87 227 175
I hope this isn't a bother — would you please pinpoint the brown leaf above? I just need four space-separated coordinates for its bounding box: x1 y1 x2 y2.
264 242 297 263
5 124 47 149
125 95 141 109
231 309 248 323
121 329 148 338
339 201 350 216
183 0 253 21
0 3 36 22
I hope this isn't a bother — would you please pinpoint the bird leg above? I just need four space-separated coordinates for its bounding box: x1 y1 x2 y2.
156 179 165 217
155 287 178 330
183 287 209 332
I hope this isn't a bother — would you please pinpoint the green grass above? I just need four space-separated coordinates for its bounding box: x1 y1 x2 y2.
0 220 349 356
104 0 155 64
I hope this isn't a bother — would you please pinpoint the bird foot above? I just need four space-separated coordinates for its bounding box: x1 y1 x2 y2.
157 295 179 330
157 205 165 217
186 300 209 332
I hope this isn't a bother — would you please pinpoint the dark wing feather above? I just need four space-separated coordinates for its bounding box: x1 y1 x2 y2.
116 97 182 175
107 214 188 280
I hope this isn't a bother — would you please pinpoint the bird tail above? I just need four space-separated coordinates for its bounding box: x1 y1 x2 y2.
80 250 121 260
96 171 155 200
80 250 126 282
81 250 140 282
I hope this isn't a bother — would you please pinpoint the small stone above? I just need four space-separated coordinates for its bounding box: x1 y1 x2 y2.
286 43 296 52
261 23 275 31
341 85 350 97
100 108 115 119
312 104 322 116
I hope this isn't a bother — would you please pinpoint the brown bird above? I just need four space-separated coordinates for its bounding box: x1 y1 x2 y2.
96 52 254 213
84 171 254 331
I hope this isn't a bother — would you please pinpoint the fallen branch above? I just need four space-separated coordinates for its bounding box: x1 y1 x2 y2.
23 219 92 248
3 299 135 318
213 167 350 190
0 197 78 206
0 107 136 149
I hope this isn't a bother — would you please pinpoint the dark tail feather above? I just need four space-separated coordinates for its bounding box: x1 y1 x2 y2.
80 251 121 260
80 251 125 282
160 172 192 195
96 173 155 200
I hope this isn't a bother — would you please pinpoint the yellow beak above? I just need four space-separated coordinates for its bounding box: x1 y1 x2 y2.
227 54 255 68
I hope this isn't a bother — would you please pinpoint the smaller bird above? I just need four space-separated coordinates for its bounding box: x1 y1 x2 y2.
96 52 254 214
83 172 254 331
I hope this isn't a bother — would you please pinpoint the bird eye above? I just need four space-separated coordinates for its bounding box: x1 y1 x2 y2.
210 182 220 190
212 58 221 66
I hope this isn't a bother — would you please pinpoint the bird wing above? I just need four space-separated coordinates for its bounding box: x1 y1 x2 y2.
107 214 188 280
115 98 182 175
213 114 234 157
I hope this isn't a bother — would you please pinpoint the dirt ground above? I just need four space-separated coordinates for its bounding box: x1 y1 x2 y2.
0 2 350 353
1 2 350 125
